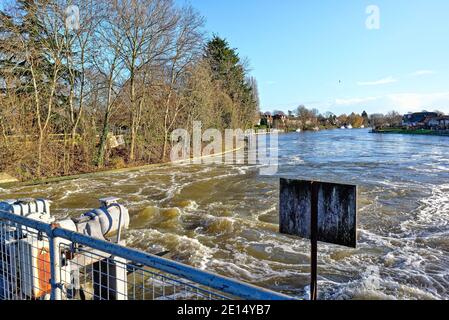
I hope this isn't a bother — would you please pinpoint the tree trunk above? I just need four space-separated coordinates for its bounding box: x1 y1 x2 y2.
96 77 115 168
96 111 110 168
130 97 144 163
0 118 8 148
162 130 169 162
130 116 136 162
37 131 44 177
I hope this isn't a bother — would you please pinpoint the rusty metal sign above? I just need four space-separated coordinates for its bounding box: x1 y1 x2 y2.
279 178 358 300
279 178 357 248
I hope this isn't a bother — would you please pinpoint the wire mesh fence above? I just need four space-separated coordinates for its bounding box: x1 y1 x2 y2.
0 210 292 301
57 242 231 300
0 220 52 300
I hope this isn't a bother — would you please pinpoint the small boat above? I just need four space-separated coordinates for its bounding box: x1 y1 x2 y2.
340 126 346 130
347 125 353 129
296 129 302 133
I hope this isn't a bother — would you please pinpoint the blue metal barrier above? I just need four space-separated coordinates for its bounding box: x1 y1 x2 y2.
0 210 294 300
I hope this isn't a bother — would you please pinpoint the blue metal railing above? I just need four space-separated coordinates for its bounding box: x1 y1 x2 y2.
0 210 294 300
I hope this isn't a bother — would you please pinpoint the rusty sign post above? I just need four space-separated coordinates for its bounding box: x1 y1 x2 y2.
310 182 319 300
279 179 358 300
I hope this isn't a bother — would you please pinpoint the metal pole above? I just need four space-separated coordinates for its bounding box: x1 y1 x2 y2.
49 234 62 300
310 182 318 301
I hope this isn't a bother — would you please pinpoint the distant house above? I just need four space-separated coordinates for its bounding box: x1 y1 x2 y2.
402 112 439 128
272 112 288 129
273 111 287 122
260 112 273 128
426 116 449 130
259 112 292 130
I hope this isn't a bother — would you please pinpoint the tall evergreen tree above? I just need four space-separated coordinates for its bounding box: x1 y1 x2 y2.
0 0 68 100
0 0 69 176
204 36 258 128
362 110 369 126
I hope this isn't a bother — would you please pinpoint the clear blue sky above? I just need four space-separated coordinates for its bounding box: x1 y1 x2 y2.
179 0 449 115
2 1 448 115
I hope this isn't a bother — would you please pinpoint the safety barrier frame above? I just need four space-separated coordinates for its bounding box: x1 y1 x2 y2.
0 210 293 301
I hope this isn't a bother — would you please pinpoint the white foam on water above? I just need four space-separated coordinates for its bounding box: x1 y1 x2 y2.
317 247 445 300
127 228 216 270
208 250 299 283
253 205 276 221
159 183 182 203
242 184 449 300
172 170 252 199
401 183 449 234
183 200 199 211
287 156 304 165
333 227 448 299
58 180 97 200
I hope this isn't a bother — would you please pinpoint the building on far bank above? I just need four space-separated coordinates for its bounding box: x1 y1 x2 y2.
259 112 288 130
402 111 449 130
402 112 439 128
426 116 449 130
259 112 273 128
272 111 288 129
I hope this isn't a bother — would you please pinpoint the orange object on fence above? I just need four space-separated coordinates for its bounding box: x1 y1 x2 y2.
35 247 52 299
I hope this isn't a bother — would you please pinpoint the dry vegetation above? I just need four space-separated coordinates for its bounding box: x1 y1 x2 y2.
0 0 260 180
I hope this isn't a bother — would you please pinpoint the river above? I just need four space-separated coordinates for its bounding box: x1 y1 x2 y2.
1 128 448 300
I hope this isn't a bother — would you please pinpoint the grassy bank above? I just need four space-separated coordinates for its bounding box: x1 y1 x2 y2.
372 128 449 136
0 145 244 189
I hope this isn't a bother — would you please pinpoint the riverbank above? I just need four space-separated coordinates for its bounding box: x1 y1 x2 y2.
0 172 18 184
0 129 289 188
0 144 245 188
371 128 449 136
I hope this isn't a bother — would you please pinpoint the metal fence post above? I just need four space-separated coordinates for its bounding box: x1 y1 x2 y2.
49 235 62 300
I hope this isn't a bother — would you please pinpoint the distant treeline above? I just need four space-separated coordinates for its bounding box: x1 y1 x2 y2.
0 0 260 180
262 106 404 131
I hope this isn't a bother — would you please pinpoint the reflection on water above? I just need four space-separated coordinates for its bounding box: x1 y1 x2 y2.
1 129 449 300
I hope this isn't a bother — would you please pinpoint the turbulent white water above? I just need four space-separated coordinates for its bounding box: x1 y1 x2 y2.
1 129 449 299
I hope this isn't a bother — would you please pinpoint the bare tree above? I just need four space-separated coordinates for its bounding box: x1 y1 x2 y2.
60 0 102 171
0 0 260 180
160 5 204 160
110 0 179 162
92 1 126 167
